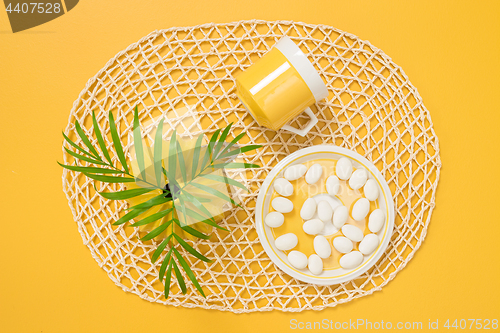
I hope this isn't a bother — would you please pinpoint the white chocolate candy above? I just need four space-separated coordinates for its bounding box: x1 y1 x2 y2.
284 164 307 181
265 212 284 228
351 198 370 221
303 219 324 235
333 205 348 228
317 201 333 222
272 197 294 214
349 168 368 190
359 234 380 255
273 178 294 197
288 250 308 269
314 235 331 259
332 236 353 254
336 157 353 180
339 251 363 269
300 198 317 220
363 179 379 201
308 254 324 275
305 163 323 185
326 175 340 196
368 209 385 233
341 225 364 242
275 233 298 251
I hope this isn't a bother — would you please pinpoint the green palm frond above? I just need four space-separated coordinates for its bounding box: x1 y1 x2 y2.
59 106 261 299
92 110 113 165
153 118 165 188
108 111 129 174
125 193 170 211
132 106 146 181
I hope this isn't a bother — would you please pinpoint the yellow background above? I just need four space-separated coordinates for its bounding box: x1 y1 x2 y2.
1 1 499 332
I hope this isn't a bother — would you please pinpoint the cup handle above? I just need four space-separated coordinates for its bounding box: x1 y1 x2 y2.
281 107 318 137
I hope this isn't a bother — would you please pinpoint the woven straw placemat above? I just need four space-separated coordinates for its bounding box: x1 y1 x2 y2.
62 20 441 313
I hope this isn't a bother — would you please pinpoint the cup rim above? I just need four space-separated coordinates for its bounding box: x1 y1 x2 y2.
275 36 329 102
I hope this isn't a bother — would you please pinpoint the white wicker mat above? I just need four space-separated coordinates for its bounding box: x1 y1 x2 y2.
62 20 441 313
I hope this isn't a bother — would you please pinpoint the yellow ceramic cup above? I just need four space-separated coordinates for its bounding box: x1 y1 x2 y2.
236 36 328 136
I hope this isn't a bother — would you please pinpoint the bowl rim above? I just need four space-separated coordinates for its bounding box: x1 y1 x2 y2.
255 145 395 285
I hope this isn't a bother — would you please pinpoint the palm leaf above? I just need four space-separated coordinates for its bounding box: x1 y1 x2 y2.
159 246 174 282
62 132 96 159
132 106 146 181
174 194 190 228
60 116 262 300
167 130 177 188
199 216 228 231
83 173 135 183
173 219 210 240
219 145 262 160
64 148 107 166
163 261 174 298
172 260 187 294
181 206 227 231
177 190 221 225
97 187 153 200
140 218 174 241
113 208 147 226
174 248 206 297
201 129 220 169
125 193 171 211
108 111 130 174
173 234 211 262
213 123 232 160
152 234 173 263
175 139 187 183
153 118 165 188
180 205 213 224
177 192 215 222
92 111 113 165
58 162 123 174
190 134 204 179
74 120 100 158
216 132 245 159
130 208 173 227
212 162 260 169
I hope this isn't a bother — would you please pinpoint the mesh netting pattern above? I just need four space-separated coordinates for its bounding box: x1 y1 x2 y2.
62 20 441 313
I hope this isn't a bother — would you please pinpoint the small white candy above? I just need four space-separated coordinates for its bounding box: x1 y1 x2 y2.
363 179 379 201
351 198 370 221
273 178 294 197
333 205 348 228
359 234 380 255
275 233 298 251
336 157 353 180
317 201 333 222
272 197 294 214
305 163 323 185
313 235 331 259
300 198 317 220
341 225 364 242
303 219 324 235
265 212 284 228
339 251 364 269
308 254 324 275
332 236 353 254
288 250 308 269
368 209 385 233
284 164 307 181
326 175 340 196
349 168 368 190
